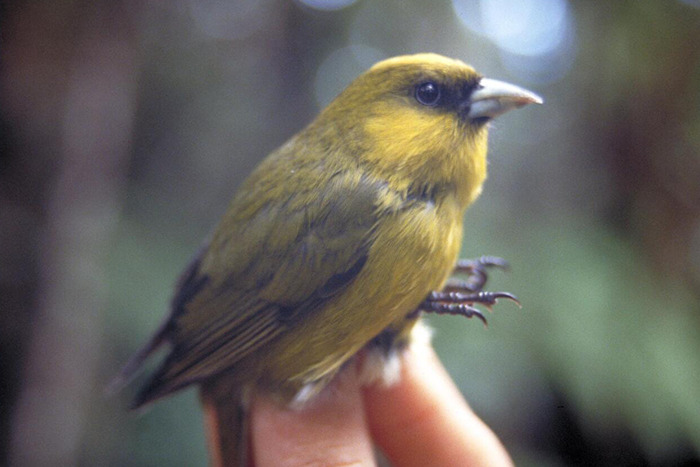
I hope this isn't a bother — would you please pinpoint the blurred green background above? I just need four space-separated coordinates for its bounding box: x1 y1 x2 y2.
2 0 699 465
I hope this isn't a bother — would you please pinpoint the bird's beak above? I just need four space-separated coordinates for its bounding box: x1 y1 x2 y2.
467 78 543 120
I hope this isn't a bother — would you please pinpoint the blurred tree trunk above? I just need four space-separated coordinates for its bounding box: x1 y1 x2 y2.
2 2 139 465
595 1 700 293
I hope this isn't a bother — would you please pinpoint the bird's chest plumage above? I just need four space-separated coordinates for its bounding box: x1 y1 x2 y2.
311 189 466 348
367 196 464 312
263 195 464 392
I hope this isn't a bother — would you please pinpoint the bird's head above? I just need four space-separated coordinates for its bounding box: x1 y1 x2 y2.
315 53 542 205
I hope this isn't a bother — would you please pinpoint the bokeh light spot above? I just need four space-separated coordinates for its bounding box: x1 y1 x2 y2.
480 0 568 56
452 0 576 84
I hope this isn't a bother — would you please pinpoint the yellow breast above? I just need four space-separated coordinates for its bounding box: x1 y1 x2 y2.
262 192 464 390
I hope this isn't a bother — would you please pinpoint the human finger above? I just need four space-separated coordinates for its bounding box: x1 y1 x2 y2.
363 341 513 467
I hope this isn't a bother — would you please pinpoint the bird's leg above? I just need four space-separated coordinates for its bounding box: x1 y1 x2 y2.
415 256 519 325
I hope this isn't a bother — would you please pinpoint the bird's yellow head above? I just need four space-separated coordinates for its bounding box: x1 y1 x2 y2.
311 53 541 207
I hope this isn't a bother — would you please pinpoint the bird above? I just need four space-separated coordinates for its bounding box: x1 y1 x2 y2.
114 53 541 464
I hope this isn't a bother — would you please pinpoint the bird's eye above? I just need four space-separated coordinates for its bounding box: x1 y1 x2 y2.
415 82 440 106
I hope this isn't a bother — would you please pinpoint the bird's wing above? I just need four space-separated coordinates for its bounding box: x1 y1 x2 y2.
132 169 385 405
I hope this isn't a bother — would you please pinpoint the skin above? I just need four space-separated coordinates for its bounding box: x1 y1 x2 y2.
250 341 514 467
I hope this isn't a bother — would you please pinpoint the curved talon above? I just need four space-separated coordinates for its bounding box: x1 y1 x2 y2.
500 292 521 308
477 291 521 308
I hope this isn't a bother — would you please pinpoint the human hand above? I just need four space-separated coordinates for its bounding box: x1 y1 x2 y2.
250 341 513 466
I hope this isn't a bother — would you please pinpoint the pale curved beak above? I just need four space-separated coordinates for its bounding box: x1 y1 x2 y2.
467 78 543 120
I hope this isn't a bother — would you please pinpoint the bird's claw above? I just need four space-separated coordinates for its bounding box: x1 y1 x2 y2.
416 257 519 325
418 290 519 326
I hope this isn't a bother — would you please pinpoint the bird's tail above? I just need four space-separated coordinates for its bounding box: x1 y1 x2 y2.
105 319 170 399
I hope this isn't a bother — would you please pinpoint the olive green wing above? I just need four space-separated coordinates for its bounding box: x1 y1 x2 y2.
131 171 384 406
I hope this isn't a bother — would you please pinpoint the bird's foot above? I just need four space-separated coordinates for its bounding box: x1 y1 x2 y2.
417 290 520 326
414 256 519 326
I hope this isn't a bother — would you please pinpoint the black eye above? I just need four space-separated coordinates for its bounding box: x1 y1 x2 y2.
415 82 440 106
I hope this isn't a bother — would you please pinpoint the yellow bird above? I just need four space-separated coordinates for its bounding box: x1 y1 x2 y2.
115 52 540 461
